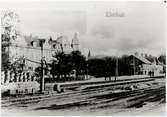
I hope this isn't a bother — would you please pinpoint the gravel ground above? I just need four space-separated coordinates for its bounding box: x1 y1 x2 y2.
1 78 165 116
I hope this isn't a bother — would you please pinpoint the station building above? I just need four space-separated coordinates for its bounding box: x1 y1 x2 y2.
128 54 164 75
3 33 80 70
1 33 80 95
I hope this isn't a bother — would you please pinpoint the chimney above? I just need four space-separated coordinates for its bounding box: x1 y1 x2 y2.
134 52 138 56
149 54 152 58
141 53 143 57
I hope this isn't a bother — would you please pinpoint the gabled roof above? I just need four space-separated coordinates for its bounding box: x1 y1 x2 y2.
130 55 151 64
156 59 164 65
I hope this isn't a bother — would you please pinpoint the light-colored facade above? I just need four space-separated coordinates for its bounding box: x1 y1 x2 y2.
71 33 80 51
8 33 80 70
142 64 163 75
129 54 164 75
1 33 80 95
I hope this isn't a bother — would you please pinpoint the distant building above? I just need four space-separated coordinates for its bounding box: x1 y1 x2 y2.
128 54 164 75
71 32 80 51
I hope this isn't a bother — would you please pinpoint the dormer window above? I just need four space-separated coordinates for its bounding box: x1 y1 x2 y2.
53 44 56 49
30 41 34 46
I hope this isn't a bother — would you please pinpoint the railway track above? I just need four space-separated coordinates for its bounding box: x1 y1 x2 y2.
31 84 165 113
2 78 156 107
1 78 165 115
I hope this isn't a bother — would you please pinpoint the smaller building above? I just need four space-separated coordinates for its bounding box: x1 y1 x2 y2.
128 54 163 75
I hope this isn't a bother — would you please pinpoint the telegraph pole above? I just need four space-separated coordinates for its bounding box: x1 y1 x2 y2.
39 39 45 93
87 61 89 80
87 50 91 80
115 57 118 81
133 55 135 75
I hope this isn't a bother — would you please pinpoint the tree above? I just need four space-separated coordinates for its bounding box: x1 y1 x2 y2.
88 55 132 78
50 50 87 82
71 51 87 79
118 55 131 76
51 52 73 82
104 57 116 80
1 11 20 71
88 58 106 77
1 11 20 41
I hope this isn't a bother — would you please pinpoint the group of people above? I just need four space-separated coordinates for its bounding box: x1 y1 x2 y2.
148 71 154 77
1 70 36 84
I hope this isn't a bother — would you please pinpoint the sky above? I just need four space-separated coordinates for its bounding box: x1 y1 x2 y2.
0 1 166 57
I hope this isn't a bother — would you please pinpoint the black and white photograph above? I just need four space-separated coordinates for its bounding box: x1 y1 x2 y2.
0 0 166 116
